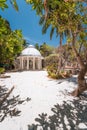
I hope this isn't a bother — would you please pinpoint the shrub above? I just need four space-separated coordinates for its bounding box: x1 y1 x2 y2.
48 71 71 79
45 54 58 73
45 54 71 79
44 54 58 67
0 67 5 74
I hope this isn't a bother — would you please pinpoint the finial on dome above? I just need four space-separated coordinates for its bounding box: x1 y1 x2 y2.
28 44 35 48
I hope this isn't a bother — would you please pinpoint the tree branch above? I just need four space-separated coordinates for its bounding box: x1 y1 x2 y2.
44 0 48 19
72 33 85 69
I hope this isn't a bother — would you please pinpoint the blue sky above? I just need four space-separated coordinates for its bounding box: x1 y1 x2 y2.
0 0 66 47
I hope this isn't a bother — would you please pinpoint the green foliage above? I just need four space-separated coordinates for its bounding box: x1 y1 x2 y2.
0 16 25 69
0 0 18 11
29 1 87 50
45 48 73 79
48 71 65 79
0 0 8 10
40 42 54 57
35 43 40 50
45 54 58 67
0 67 5 74
26 0 44 15
45 54 58 78
48 69 71 79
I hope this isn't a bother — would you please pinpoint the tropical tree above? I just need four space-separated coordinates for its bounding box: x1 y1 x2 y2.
40 42 54 57
35 43 40 50
39 14 65 73
0 0 26 69
27 0 87 96
0 16 24 69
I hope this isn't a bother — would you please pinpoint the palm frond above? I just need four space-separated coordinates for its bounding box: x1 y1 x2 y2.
10 0 19 11
42 23 50 34
39 16 45 25
50 27 55 40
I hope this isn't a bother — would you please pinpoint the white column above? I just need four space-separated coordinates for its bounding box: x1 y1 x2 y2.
27 57 29 70
38 58 42 70
33 57 35 70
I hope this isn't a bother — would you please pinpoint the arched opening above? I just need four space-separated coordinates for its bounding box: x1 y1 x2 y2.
29 59 33 70
35 58 38 69
23 59 27 70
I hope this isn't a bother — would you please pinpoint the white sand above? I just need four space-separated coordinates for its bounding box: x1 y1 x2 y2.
0 71 87 130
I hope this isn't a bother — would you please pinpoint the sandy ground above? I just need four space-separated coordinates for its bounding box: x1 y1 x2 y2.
0 71 87 130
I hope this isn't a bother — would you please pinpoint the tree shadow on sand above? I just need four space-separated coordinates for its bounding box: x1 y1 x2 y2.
56 75 87 85
0 85 31 122
28 94 87 130
56 76 78 85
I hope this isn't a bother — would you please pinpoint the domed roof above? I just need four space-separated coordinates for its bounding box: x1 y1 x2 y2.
21 45 41 56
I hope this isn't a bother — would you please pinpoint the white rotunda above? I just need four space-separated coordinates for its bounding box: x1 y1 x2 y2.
16 45 43 70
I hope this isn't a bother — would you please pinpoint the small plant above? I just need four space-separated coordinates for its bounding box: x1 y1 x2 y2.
48 70 71 79
0 67 5 74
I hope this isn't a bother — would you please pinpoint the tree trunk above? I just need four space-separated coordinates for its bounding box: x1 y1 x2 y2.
71 66 87 96
71 33 87 96
56 35 63 74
